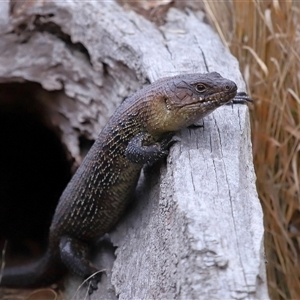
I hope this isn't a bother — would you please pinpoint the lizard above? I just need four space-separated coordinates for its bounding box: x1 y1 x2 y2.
0 72 251 294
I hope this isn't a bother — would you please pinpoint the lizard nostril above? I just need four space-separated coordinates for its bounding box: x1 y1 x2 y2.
225 85 230 90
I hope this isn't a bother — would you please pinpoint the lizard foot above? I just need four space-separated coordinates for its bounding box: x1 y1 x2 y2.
86 271 102 295
160 133 180 150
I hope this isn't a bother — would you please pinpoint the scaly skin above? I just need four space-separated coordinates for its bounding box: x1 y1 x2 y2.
0 72 250 293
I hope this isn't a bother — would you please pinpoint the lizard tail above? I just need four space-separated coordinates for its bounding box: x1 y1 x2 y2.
0 248 66 288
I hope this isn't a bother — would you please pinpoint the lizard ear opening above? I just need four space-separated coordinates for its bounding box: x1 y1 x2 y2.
0 82 72 260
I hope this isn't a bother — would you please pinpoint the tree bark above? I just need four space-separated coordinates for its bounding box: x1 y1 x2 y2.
0 0 268 299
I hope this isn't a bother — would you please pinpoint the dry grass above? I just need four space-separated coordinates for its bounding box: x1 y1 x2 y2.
204 0 300 299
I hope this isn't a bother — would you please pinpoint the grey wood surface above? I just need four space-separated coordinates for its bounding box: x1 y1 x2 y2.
0 0 268 299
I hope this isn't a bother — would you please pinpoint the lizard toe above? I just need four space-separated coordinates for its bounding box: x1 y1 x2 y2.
87 272 102 295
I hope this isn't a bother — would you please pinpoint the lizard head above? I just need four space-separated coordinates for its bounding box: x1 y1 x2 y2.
147 72 237 136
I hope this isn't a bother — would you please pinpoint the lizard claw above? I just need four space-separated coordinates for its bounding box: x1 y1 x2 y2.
160 133 179 151
87 272 102 295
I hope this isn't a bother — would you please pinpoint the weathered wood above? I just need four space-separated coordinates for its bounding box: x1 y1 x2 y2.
0 0 268 299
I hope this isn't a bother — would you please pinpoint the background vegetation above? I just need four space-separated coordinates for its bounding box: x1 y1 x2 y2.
204 1 300 298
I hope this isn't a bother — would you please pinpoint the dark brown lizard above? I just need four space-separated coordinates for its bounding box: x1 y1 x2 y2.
0 72 251 294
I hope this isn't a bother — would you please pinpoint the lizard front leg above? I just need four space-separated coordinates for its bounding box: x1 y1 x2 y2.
125 132 175 165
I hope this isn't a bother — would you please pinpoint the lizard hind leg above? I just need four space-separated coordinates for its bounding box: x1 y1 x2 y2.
59 236 102 294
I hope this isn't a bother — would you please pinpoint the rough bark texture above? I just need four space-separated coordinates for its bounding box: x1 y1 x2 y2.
0 0 268 299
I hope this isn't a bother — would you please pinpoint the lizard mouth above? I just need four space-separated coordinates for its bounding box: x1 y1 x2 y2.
199 90 237 104
177 90 237 109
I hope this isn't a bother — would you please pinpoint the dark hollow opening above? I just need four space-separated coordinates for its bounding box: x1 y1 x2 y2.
0 83 72 259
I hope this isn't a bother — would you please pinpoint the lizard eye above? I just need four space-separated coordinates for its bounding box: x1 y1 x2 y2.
195 84 206 93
